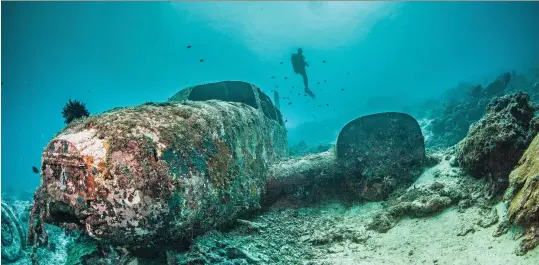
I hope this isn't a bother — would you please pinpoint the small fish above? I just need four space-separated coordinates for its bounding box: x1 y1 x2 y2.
317 82 320 85
284 77 288 79
32 166 39 174
292 86 295 88
271 76 275 79
324 80 327 83
280 62 283 64
199 59 204 62
298 93 300 96
341 88 344 91
288 102 292 105
322 60 326 63
347 72 350 75
187 45 192 49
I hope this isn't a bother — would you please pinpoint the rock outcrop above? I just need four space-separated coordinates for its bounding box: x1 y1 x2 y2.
499 134 539 254
455 92 538 194
425 71 539 150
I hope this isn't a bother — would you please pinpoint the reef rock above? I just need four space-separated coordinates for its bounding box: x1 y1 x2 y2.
455 92 538 193
426 73 514 149
501 134 539 254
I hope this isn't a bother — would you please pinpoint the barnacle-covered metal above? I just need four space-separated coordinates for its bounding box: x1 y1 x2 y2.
32 81 287 250
336 112 425 200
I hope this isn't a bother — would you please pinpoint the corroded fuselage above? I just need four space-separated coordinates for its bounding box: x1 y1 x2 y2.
37 99 287 248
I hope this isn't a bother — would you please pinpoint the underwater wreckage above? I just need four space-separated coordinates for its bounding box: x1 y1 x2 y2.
27 81 425 261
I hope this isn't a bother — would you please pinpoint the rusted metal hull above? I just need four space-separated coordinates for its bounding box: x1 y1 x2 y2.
36 100 287 248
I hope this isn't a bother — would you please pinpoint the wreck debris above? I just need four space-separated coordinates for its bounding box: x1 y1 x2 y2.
1 201 26 263
264 151 338 205
266 112 426 205
27 187 50 265
336 112 425 201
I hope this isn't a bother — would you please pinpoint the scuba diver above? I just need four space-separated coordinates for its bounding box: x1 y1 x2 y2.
291 48 316 99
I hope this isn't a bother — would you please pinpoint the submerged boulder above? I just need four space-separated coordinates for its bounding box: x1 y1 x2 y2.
501 134 539 254
456 92 538 193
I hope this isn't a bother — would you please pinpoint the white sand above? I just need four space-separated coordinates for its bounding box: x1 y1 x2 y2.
303 155 539 265
308 204 538 265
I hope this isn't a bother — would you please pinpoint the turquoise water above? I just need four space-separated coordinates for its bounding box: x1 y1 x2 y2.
2 1 539 198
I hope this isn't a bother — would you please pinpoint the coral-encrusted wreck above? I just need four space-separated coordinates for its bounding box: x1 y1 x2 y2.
31 81 287 250
30 81 426 262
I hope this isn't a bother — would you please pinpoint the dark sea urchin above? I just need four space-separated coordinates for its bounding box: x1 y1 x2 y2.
61 99 90 124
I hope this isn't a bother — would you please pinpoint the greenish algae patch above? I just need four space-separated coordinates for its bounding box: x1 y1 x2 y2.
504 133 539 254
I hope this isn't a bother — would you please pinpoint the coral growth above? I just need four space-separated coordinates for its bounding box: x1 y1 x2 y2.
61 99 90 124
455 92 538 195
424 71 539 149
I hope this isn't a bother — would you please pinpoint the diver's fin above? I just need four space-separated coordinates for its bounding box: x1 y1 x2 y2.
305 88 316 99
